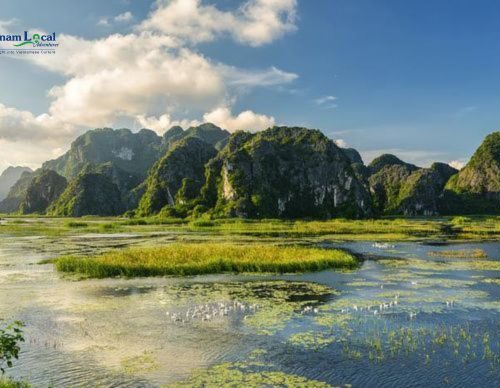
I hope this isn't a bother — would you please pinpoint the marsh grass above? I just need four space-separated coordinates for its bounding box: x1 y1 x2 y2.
428 249 488 259
0 216 498 240
0 379 30 388
54 243 357 278
65 221 88 228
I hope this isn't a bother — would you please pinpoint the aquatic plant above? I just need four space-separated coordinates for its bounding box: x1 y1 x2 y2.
0 379 30 388
54 243 357 278
169 360 333 387
121 350 159 375
428 249 488 259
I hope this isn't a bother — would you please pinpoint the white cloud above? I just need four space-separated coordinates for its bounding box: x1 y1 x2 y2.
9 30 295 129
139 0 297 47
314 95 336 105
136 113 200 135
0 104 76 143
0 2 298 168
98 11 134 26
454 106 477 118
334 139 347 148
0 19 16 34
0 104 80 172
203 107 275 133
314 95 337 109
222 65 298 87
448 160 466 170
97 18 110 27
46 43 225 127
114 11 133 23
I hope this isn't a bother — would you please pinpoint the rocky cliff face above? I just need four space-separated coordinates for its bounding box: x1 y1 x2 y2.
48 168 123 217
19 170 67 214
0 166 32 201
201 127 373 218
137 137 217 216
443 131 500 214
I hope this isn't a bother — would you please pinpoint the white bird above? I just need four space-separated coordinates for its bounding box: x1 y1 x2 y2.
373 310 378 315
353 305 358 311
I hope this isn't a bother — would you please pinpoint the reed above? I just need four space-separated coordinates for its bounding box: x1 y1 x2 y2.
54 243 357 278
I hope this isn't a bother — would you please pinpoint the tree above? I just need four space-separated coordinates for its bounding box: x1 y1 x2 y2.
0 321 24 374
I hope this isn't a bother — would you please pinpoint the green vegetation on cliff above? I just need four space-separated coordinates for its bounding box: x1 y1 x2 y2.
42 128 164 179
163 123 230 150
1 126 498 218
137 137 217 216
48 169 123 216
396 163 457 215
368 156 418 214
444 131 500 214
19 170 67 214
200 126 372 219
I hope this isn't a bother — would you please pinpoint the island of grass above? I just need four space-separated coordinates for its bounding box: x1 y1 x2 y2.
53 243 357 278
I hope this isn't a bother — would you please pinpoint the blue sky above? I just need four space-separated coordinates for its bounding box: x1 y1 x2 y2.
0 0 498 171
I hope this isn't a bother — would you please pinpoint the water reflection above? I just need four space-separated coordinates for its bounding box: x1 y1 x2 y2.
0 234 498 386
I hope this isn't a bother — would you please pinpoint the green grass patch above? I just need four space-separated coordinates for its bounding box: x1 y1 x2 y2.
428 249 488 259
54 243 357 278
65 221 88 228
0 379 30 388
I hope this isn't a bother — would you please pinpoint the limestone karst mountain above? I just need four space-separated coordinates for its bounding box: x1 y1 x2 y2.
443 131 500 214
137 137 218 216
1 125 497 218
19 169 68 214
199 127 373 218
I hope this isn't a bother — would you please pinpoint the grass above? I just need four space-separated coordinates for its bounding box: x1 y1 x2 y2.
54 243 357 278
0 380 30 388
428 249 488 259
0 215 498 241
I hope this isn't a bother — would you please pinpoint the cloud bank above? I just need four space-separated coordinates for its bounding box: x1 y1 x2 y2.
0 0 299 171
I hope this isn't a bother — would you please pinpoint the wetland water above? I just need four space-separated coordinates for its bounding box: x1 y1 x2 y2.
0 233 498 387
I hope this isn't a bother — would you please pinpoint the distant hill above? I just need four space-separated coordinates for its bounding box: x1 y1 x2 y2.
0 170 35 213
0 166 32 201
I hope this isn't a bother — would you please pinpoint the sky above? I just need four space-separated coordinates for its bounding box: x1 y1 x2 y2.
0 0 499 172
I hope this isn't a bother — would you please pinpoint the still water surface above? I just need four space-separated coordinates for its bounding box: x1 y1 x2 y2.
0 234 498 387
